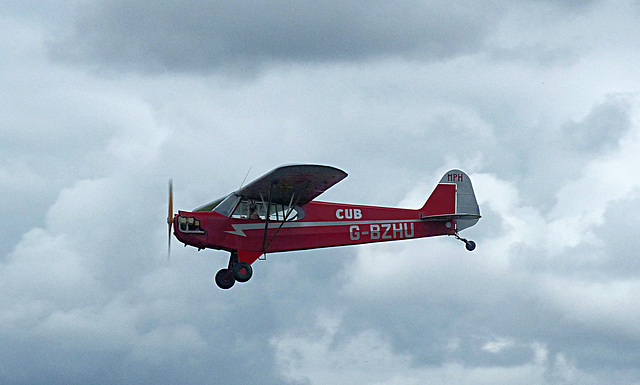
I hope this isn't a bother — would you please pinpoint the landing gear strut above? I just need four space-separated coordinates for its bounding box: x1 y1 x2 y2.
215 251 253 289
454 232 476 251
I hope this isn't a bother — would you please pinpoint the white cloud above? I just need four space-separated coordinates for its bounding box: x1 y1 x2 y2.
340 108 640 373
538 276 640 339
272 313 610 385
482 337 516 353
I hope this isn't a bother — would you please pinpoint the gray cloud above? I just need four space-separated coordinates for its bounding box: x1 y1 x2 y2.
560 94 632 152
50 0 502 74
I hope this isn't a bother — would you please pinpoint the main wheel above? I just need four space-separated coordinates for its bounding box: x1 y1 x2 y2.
233 262 253 283
465 240 476 251
215 268 235 289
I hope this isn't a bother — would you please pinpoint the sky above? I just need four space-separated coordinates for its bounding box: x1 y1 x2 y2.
2 0 640 384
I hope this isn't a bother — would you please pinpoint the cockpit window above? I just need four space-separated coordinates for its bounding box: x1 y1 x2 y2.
213 194 241 217
231 198 302 221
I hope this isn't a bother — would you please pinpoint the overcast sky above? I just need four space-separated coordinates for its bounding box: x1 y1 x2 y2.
2 0 640 384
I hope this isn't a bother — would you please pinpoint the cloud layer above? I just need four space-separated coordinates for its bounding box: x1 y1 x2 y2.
2 0 640 384
51 0 503 73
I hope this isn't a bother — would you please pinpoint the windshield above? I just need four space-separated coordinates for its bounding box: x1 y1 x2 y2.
193 196 225 212
212 194 241 216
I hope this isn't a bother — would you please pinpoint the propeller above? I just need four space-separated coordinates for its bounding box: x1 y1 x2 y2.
167 179 174 262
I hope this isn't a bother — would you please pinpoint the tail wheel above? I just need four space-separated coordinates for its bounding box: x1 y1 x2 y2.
233 262 253 283
215 269 235 289
465 240 476 251
454 232 476 252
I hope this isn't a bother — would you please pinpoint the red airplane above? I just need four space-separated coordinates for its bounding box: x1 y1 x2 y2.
168 164 481 289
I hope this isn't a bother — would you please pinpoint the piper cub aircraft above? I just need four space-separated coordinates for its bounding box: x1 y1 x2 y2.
168 164 480 289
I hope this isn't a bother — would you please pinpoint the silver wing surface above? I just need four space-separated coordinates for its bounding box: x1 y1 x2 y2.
236 164 347 205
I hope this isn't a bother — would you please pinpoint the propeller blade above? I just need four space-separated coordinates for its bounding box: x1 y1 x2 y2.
168 179 173 262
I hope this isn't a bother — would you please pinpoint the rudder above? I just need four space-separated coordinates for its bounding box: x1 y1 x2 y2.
420 169 480 231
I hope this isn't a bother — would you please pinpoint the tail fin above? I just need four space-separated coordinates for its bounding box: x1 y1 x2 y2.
420 169 481 231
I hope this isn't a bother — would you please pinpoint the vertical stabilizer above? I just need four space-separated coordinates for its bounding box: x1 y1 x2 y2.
420 169 480 231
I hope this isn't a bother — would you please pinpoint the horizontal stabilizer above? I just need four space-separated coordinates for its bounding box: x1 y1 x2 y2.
420 213 482 222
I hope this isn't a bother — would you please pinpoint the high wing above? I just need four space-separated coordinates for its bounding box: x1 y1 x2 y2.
236 164 347 205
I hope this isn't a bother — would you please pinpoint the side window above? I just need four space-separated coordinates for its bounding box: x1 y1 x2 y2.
231 200 251 219
231 199 300 221
268 204 299 221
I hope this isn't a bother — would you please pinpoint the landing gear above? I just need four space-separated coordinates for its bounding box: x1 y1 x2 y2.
215 269 235 289
454 232 476 252
233 262 253 282
465 240 476 251
214 251 254 289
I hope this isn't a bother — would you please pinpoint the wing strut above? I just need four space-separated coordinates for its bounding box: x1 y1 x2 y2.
260 182 274 254
260 180 311 254
263 188 305 252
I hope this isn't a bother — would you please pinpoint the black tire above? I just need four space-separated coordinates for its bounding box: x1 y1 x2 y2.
215 268 235 289
233 262 253 283
465 240 476 251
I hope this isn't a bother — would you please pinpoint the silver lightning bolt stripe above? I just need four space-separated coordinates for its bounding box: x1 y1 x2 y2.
225 219 424 237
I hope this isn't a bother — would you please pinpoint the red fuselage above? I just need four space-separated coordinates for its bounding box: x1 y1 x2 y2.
173 200 456 263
